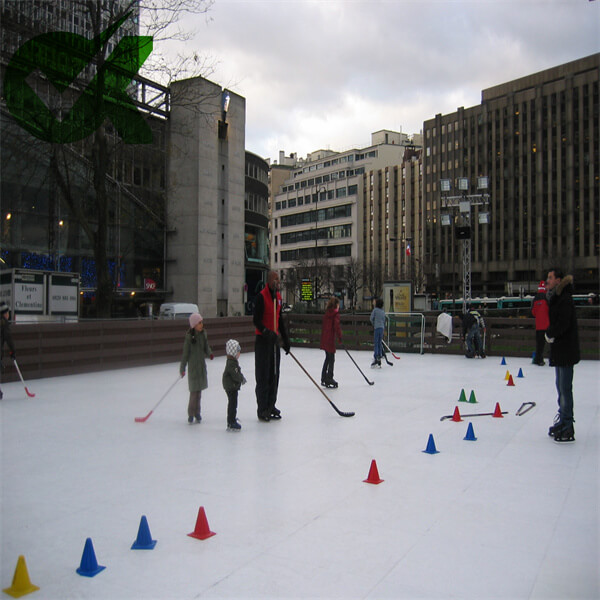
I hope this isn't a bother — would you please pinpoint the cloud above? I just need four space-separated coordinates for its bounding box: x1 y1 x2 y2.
153 0 600 160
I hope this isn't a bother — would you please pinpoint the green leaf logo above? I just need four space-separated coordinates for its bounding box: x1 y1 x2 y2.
3 14 153 143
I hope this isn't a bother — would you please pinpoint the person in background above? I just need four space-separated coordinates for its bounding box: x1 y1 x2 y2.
180 313 213 424
320 296 342 388
370 298 385 368
222 339 246 431
253 271 291 422
545 268 580 443
531 280 550 365
461 305 486 358
0 303 16 400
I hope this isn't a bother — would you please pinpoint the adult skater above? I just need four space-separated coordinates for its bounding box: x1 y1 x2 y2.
320 296 342 388
531 280 549 365
545 268 580 442
253 271 291 422
370 298 385 367
0 303 16 400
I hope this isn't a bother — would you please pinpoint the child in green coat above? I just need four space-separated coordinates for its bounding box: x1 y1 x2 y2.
180 313 213 424
222 339 246 431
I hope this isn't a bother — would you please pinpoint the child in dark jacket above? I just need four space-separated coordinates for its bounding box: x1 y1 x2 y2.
222 339 246 431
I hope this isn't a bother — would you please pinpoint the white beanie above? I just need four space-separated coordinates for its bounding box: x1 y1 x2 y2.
226 339 241 357
0 302 9 315
189 313 203 328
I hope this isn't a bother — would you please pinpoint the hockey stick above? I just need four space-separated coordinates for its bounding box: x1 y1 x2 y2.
343 346 374 385
12 359 35 397
134 375 182 422
440 410 508 421
382 340 401 360
288 350 355 417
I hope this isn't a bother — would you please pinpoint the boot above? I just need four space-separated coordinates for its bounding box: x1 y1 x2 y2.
554 422 575 442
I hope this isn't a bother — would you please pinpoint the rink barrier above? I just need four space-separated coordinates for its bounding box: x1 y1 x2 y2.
3 314 598 383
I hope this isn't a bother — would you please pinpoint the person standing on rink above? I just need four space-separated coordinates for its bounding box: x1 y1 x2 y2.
320 296 342 388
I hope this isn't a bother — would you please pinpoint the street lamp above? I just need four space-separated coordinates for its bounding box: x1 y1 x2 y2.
313 185 326 304
440 176 490 312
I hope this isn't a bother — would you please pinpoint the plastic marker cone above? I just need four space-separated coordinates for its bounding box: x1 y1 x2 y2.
458 389 467 403
468 390 478 404
504 370 511 381
451 406 463 422
517 368 524 378
501 357 507 365
363 459 384 484
531 352 536 364
493 402 504 418
76 538 105 577
3 555 40 598
464 422 477 441
423 434 440 454
507 374 515 387
188 506 216 540
131 515 157 550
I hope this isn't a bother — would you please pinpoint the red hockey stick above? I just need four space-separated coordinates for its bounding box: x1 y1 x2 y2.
135 376 182 422
13 359 35 397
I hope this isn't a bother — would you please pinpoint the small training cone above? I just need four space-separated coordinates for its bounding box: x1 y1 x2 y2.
3 555 40 598
76 538 105 577
501 357 506 365
423 434 440 454
363 459 384 484
464 422 477 441
531 351 536 364
507 375 515 387
517 368 524 378
504 370 511 380
493 402 504 418
468 390 478 404
188 506 216 540
458 389 467 403
451 406 463 422
131 515 157 550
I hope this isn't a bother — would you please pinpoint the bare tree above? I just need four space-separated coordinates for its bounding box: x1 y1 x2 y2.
364 258 384 301
344 257 363 312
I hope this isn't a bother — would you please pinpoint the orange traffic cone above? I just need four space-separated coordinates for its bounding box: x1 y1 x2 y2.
188 506 216 540
451 406 463 422
493 402 504 418
363 459 384 484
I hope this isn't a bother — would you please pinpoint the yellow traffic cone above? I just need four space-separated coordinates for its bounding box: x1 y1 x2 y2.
504 370 510 381
3 555 40 598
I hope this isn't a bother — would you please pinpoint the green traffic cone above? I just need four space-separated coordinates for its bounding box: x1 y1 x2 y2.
458 389 467 402
468 390 477 403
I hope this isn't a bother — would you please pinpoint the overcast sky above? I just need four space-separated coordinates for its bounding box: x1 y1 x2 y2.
160 0 599 162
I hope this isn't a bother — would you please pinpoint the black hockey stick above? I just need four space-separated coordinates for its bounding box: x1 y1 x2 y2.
440 410 508 421
343 346 374 385
382 340 401 360
288 351 355 417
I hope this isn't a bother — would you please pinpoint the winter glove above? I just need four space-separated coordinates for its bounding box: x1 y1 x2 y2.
180 370 186 377
242 375 247 385
264 329 278 345
282 340 291 355
10 351 15 359
544 333 555 344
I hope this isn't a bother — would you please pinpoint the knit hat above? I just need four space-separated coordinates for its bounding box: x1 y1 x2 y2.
189 313 203 328
226 339 241 357
538 281 546 293
0 302 9 315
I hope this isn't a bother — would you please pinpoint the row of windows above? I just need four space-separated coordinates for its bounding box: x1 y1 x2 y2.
278 244 352 263
280 224 352 245
281 168 365 192
245 193 268 216
279 204 352 228
246 162 268 185
275 185 358 210
293 151 378 178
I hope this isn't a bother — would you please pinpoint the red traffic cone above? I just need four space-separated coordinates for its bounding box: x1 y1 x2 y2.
451 406 463 422
363 459 384 484
493 402 504 418
507 374 515 386
188 506 216 540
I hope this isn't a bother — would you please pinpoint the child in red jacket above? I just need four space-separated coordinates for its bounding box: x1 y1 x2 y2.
320 297 342 388
531 280 550 365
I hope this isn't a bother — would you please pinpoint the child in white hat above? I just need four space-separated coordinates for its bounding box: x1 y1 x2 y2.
180 313 213 424
222 339 246 431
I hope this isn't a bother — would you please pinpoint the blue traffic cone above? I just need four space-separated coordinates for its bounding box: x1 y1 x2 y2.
76 538 105 577
531 351 536 364
464 422 477 441
423 434 440 454
517 367 524 378
500 357 506 365
131 515 157 550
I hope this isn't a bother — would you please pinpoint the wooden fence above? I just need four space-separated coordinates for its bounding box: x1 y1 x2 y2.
1 313 598 383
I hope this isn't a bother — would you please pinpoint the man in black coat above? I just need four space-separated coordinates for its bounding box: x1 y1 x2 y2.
545 268 580 442
1 302 16 400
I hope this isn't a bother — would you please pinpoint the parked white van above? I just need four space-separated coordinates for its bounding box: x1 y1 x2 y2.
158 303 199 320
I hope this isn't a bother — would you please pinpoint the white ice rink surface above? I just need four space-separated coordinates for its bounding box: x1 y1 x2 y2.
1 348 598 599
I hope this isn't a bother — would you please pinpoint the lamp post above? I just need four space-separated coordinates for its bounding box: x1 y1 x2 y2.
440 176 490 312
313 185 326 305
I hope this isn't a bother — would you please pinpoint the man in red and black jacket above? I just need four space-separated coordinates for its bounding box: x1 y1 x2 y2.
253 271 291 422
531 280 550 365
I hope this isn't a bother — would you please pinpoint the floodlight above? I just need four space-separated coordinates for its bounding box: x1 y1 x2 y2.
458 177 469 191
441 214 451 226
478 212 490 224
477 176 489 190
440 179 451 192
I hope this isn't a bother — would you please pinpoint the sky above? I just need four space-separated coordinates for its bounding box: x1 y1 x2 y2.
154 0 600 162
